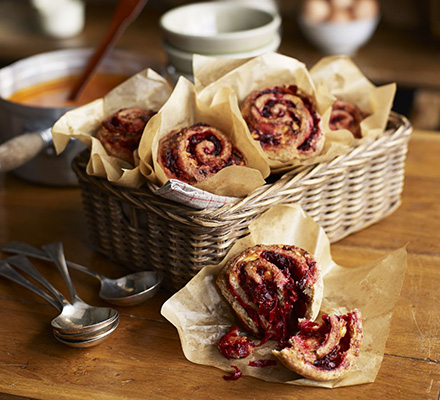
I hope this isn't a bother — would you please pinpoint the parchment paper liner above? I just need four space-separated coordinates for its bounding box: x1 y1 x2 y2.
161 204 407 388
310 55 396 142
51 68 172 188
193 52 353 174
138 76 271 197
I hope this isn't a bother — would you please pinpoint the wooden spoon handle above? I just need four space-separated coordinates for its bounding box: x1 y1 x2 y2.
68 0 148 101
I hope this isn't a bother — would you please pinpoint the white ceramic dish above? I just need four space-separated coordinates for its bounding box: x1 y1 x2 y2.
160 1 281 54
298 16 379 55
213 0 279 14
163 32 282 74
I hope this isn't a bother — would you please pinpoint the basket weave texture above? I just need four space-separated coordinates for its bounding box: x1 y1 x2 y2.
72 112 412 292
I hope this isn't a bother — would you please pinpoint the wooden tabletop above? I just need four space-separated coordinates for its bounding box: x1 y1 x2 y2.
0 129 439 399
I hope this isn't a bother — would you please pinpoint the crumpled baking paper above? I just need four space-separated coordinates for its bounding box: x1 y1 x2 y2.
310 55 396 142
161 204 407 387
138 76 270 197
193 52 354 174
51 68 172 188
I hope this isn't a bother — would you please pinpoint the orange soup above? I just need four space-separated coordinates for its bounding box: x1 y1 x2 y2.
8 73 130 108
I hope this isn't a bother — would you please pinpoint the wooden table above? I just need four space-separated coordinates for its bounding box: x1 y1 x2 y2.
0 129 439 399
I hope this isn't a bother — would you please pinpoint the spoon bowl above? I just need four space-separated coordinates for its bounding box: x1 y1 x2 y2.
3 241 163 306
53 321 119 348
99 270 163 306
50 300 119 334
53 317 119 341
0 257 119 346
42 242 121 334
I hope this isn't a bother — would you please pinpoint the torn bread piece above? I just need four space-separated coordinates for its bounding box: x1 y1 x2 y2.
273 309 363 381
216 244 323 347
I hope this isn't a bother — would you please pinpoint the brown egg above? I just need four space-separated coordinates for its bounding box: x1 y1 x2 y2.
303 0 332 23
353 0 379 19
329 8 353 23
330 0 354 9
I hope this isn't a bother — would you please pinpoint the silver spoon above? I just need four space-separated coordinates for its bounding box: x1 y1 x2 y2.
54 317 119 341
42 242 120 331
0 259 63 311
53 315 119 348
3 241 163 306
0 257 118 347
6 254 118 333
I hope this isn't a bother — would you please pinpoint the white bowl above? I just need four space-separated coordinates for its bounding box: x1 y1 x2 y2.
160 1 281 54
212 0 279 14
163 32 282 74
298 16 379 56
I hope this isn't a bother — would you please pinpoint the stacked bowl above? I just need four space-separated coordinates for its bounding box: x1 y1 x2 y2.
160 1 282 80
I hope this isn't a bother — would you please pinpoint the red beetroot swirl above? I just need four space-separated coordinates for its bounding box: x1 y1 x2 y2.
223 366 242 381
248 359 277 368
329 99 368 138
158 123 246 185
216 245 323 348
217 326 256 360
97 107 155 165
241 85 324 162
273 309 363 381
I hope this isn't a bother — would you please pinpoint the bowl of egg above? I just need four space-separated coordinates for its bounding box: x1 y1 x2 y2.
298 0 379 55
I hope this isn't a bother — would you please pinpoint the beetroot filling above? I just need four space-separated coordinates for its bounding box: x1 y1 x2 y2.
297 313 356 371
223 366 242 381
217 326 255 360
160 123 246 183
226 249 319 347
290 89 321 151
163 148 182 177
251 85 321 151
330 114 346 124
105 115 148 133
248 359 277 368
103 108 153 134
103 134 140 153
187 132 222 156
99 108 155 156
258 131 281 146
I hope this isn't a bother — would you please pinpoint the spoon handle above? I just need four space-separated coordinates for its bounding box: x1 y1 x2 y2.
5 255 70 307
3 241 104 281
43 242 82 304
0 260 62 311
68 0 148 101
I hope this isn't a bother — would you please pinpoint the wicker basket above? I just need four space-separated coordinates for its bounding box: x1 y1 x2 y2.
72 112 412 292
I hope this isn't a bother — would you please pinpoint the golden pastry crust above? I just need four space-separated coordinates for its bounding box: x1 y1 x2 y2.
97 107 155 165
241 85 324 162
216 244 323 347
158 123 246 185
273 309 363 381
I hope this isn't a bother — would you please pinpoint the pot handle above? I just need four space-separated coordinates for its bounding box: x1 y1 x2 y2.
0 128 52 173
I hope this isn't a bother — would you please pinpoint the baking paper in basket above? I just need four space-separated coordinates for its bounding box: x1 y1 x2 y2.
193 53 354 173
310 55 396 142
51 68 172 188
138 76 270 197
161 204 407 387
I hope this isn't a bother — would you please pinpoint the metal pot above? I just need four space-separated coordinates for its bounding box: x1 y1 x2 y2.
0 48 153 185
